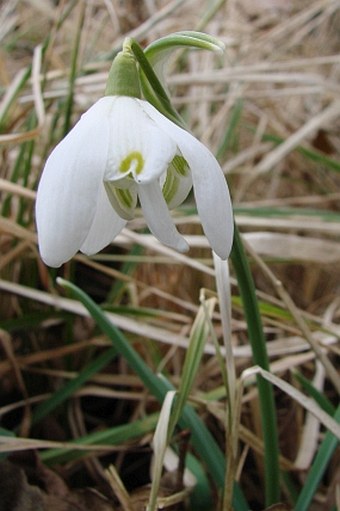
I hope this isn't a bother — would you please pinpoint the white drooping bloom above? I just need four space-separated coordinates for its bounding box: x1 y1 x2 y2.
35 96 234 267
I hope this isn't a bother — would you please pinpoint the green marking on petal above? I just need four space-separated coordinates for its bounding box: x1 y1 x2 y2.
120 151 144 175
116 188 134 208
104 181 136 220
162 168 179 206
171 155 189 176
162 155 192 208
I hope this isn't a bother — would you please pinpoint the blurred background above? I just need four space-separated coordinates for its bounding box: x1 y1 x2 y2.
0 1 339 510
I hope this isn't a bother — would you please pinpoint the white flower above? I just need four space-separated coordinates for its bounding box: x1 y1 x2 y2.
36 96 234 267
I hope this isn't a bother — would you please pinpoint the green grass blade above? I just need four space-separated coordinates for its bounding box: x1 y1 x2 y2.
40 413 159 464
32 345 117 424
294 404 340 511
62 4 85 136
148 390 176 511
169 297 215 434
262 132 340 173
57 278 249 511
217 99 243 160
292 370 336 416
231 224 280 506
160 376 249 511
0 67 31 132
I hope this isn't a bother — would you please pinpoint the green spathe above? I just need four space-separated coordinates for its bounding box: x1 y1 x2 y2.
105 39 141 98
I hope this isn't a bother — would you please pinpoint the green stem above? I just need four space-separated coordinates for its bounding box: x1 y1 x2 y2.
231 224 280 506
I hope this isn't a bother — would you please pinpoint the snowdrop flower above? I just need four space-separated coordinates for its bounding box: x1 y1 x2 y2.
36 43 234 267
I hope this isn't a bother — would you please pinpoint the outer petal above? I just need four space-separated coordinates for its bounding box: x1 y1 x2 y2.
141 102 234 259
138 181 188 252
180 137 234 259
104 97 177 184
35 98 113 267
80 183 127 255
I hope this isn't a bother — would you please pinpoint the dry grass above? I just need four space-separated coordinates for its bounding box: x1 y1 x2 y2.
0 1 339 510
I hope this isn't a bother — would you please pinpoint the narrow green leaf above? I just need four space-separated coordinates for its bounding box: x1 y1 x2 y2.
292 370 336 416
261 132 340 173
62 4 86 136
32 345 117 424
169 297 215 434
40 413 159 464
148 391 176 511
144 31 224 63
57 278 249 511
129 38 185 127
294 405 340 511
217 99 243 160
231 224 280 506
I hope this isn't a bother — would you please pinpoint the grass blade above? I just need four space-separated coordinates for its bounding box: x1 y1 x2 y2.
294 405 340 511
32 345 117 424
57 278 249 511
231 224 280 506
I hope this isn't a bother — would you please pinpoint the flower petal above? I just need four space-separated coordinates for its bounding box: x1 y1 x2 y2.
138 181 189 252
141 102 234 259
104 97 177 184
104 179 137 220
162 154 192 209
35 98 112 267
179 136 234 259
80 184 127 255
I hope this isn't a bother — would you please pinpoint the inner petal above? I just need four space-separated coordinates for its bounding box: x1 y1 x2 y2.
105 97 177 184
171 155 190 176
104 181 137 220
138 181 188 253
162 154 192 209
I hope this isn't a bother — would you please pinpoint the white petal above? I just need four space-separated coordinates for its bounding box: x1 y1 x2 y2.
141 103 234 259
180 136 234 259
80 184 127 255
104 97 177 184
138 181 189 252
35 98 113 267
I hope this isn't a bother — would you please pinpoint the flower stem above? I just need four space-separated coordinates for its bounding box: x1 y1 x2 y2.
230 224 280 506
